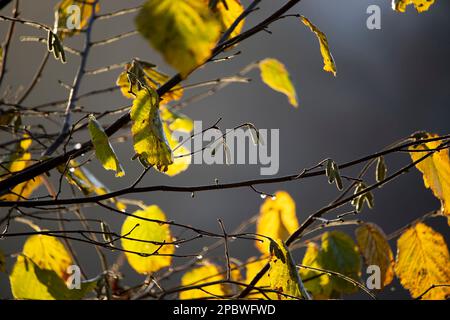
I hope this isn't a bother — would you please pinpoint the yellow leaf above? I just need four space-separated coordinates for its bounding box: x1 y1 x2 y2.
212 0 245 39
163 123 191 177
392 0 435 13
135 0 221 77
131 90 173 172
160 106 194 133
179 261 226 299
116 61 184 102
409 132 450 217
355 223 394 288
9 234 97 300
259 59 299 107
255 191 299 254
10 255 96 300
0 135 42 201
55 0 100 39
300 16 337 76
267 240 304 299
121 205 174 274
395 223 450 300
244 256 275 299
22 234 73 280
88 115 124 177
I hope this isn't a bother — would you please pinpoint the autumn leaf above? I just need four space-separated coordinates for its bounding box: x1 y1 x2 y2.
131 89 173 172
245 256 274 299
179 261 226 299
121 205 174 274
392 0 435 13
267 240 307 299
299 243 333 299
409 132 450 218
0 135 42 201
300 16 336 76
355 223 394 288
10 232 95 300
116 60 184 102
210 0 245 39
10 255 96 300
259 59 299 108
163 123 191 177
160 106 194 133
88 115 124 177
55 0 100 39
255 191 299 253
395 223 450 300
136 0 221 77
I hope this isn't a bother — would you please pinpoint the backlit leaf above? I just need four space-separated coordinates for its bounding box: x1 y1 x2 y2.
163 123 191 177
88 115 124 177
299 243 333 299
301 231 361 297
395 223 450 300
259 59 298 107
179 261 226 299
10 233 95 300
267 240 304 299
409 132 450 218
116 60 184 102
300 16 336 76
135 0 221 77
355 223 394 288
211 0 245 39
160 106 194 133
245 256 275 299
55 0 100 39
0 135 42 201
392 0 435 13
255 191 299 254
10 255 96 300
121 205 174 274
131 90 173 172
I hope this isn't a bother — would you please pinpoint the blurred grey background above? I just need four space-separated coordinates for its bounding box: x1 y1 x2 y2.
0 0 449 299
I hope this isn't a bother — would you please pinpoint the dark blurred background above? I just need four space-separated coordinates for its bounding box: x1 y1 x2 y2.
0 0 449 299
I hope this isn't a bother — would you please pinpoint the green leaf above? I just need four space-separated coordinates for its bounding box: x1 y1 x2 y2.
131 89 173 172
320 231 361 294
300 231 361 298
259 58 298 108
355 223 394 288
135 0 221 77
121 205 174 274
88 115 124 177
300 16 336 76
